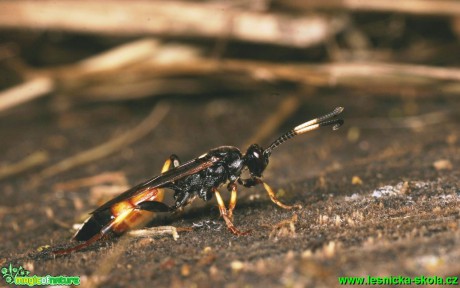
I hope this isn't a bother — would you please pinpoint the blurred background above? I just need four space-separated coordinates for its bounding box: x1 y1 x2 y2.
0 1 459 287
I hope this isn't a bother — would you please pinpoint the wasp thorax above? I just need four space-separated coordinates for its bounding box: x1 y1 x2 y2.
244 144 269 177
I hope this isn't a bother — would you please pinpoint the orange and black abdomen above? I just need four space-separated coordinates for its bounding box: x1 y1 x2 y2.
73 187 162 241
73 209 113 241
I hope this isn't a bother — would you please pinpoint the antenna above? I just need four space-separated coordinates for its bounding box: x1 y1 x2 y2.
264 107 344 156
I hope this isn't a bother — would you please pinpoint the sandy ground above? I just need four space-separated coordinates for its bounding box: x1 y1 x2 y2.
1 93 459 287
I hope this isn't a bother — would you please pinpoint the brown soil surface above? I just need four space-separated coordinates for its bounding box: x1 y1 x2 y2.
1 93 459 287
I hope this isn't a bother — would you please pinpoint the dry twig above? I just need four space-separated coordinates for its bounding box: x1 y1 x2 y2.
0 0 345 47
243 96 300 147
0 38 163 112
0 151 49 180
36 102 169 180
0 77 54 112
67 59 460 99
45 57 460 103
53 171 128 191
2 41 460 114
277 0 460 16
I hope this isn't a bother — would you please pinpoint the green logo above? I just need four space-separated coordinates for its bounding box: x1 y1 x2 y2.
1 264 80 286
1 264 30 284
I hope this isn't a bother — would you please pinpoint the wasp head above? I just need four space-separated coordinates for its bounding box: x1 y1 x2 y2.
243 144 270 177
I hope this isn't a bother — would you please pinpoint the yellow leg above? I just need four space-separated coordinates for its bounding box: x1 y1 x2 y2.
214 189 249 236
158 155 180 202
262 181 302 210
227 184 238 220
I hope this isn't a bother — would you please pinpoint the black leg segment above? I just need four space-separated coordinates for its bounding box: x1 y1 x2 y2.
135 201 173 212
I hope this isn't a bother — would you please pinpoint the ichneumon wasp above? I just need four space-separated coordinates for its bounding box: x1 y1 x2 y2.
54 107 344 254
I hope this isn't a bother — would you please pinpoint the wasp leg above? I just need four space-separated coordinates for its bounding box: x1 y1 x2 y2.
161 154 181 173
240 177 301 209
227 183 238 220
157 154 181 202
135 201 174 212
214 189 250 236
260 180 302 210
